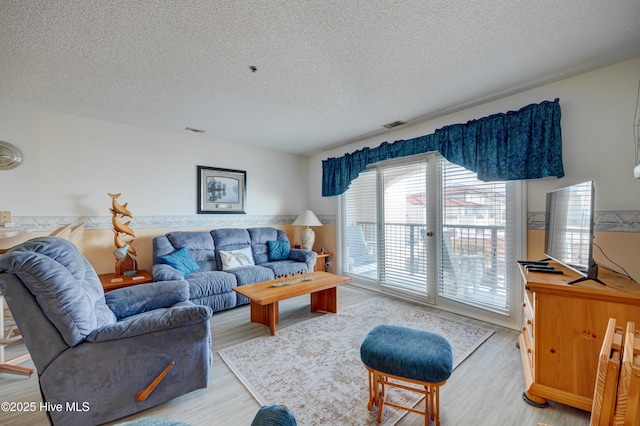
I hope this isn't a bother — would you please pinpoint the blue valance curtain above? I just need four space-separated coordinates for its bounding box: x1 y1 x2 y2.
322 98 564 196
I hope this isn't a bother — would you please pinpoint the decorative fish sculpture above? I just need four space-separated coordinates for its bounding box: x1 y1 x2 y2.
113 230 137 256
107 192 133 218
111 213 136 237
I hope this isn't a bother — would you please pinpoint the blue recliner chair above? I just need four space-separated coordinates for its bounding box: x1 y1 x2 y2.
0 237 213 426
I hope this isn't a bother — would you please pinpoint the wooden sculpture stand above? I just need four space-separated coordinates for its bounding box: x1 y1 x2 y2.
115 255 138 276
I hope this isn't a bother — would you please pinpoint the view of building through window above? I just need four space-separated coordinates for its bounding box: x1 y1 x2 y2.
341 153 514 315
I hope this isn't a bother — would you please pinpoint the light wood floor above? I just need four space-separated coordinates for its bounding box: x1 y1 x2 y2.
0 284 590 426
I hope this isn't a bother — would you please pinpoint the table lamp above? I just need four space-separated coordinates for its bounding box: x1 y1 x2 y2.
293 210 322 251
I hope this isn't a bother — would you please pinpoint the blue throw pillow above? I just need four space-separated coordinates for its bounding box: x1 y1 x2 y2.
161 247 200 276
268 240 291 261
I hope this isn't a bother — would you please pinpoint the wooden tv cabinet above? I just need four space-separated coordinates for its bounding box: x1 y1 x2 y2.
518 262 640 411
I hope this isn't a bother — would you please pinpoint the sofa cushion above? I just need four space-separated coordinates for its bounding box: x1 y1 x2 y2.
212 228 251 249
220 247 255 270
248 227 285 265
229 265 275 285
105 280 190 319
161 247 201 276
166 232 217 266
167 231 216 253
261 261 310 278
268 240 290 261
185 270 237 298
190 292 237 312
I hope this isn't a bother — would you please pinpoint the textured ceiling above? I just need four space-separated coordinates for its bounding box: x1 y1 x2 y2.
1 1 640 156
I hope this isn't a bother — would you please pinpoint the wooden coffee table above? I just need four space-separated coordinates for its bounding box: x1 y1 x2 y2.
232 271 351 335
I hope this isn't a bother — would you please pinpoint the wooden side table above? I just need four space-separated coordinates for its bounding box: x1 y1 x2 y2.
314 252 333 273
99 270 153 292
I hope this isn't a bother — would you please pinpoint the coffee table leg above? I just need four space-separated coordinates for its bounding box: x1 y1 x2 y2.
268 303 278 336
310 287 337 313
249 301 280 335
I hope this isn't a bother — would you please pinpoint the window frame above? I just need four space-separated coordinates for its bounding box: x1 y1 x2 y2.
337 153 525 330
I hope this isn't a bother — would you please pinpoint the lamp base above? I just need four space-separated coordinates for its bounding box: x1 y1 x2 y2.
300 228 315 251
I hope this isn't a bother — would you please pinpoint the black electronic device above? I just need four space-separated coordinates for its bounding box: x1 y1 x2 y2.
525 264 555 270
527 267 564 274
517 260 550 266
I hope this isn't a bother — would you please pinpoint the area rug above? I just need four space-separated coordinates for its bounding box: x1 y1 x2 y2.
219 297 494 426
115 417 192 426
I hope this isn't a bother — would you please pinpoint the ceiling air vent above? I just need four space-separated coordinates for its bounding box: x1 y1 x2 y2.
382 120 406 129
185 127 206 133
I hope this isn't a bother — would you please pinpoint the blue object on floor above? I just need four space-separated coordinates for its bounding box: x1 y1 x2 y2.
360 324 453 426
251 405 298 426
115 418 192 426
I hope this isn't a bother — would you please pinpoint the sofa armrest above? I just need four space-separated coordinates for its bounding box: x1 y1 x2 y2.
105 280 190 319
152 263 185 281
289 249 317 272
86 304 212 343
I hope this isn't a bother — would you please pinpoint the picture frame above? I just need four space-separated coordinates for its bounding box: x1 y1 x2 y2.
197 165 246 214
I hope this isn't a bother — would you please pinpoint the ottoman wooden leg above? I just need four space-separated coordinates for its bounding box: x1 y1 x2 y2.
432 384 441 426
366 368 375 410
424 384 431 424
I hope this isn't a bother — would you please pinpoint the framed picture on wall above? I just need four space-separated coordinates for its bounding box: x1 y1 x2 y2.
197 165 246 214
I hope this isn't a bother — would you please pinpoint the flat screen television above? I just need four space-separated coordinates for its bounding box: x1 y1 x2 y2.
544 180 604 285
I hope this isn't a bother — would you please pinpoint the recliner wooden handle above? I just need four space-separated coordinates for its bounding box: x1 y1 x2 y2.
136 361 175 402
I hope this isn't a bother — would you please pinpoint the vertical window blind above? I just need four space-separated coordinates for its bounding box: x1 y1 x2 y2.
438 160 509 312
341 170 377 280
380 161 428 295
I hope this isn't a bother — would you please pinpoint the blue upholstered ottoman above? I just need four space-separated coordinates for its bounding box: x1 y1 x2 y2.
250 405 297 426
360 325 453 426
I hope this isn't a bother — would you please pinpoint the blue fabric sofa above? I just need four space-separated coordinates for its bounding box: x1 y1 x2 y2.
0 237 212 426
152 227 317 313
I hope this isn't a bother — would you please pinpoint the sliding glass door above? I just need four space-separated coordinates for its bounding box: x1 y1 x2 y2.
341 155 436 302
339 153 524 328
379 159 434 301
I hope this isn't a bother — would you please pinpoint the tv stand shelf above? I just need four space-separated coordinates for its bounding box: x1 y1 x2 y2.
518 262 640 411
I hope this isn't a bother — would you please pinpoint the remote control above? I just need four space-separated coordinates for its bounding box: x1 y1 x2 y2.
527 267 563 274
525 265 554 270
518 260 549 266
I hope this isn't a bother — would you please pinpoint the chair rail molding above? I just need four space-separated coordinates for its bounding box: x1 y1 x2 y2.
528 211 640 233
7 214 337 232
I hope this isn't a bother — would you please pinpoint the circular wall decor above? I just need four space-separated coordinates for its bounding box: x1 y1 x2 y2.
0 141 23 169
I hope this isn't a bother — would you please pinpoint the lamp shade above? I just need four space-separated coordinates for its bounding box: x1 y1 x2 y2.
293 210 322 251
292 210 322 227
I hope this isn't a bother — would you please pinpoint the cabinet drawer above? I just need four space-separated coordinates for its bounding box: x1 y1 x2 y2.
522 293 535 370
523 302 534 342
522 293 534 340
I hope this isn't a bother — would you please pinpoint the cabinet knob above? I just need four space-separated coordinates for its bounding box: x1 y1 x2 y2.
527 348 532 354
522 302 526 307
522 326 527 332
527 319 532 325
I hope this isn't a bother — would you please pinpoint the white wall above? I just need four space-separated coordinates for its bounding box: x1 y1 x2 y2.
0 101 309 218
308 56 640 215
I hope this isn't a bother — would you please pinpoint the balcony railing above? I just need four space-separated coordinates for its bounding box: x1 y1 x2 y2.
350 221 507 306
